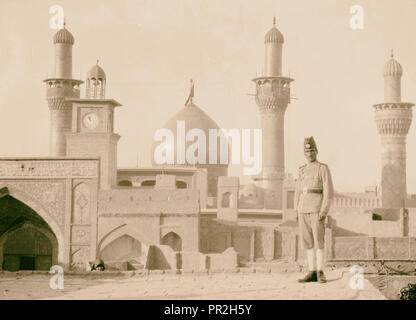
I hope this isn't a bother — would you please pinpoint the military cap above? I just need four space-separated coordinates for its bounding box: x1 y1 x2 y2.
304 136 318 151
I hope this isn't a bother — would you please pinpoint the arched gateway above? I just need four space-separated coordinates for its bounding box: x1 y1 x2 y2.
0 193 60 271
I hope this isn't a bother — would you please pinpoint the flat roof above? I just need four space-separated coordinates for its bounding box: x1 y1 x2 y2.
67 98 122 107
0 157 100 160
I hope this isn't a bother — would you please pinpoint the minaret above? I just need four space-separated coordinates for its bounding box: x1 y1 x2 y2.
44 22 83 156
373 51 414 209
252 18 294 209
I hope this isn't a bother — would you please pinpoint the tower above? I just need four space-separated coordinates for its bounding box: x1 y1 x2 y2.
252 18 294 209
373 51 414 209
66 62 122 189
86 61 106 99
44 23 83 156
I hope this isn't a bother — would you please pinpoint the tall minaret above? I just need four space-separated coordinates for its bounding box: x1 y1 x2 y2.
373 51 414 209
44 23 83 156
252 18 294 209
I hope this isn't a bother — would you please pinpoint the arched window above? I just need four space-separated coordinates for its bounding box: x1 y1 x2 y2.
221 192 233 208
141 180 156 187
176 181 187 189
118 180 132 187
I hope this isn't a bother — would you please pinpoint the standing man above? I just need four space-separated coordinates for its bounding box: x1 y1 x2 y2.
295 137 334 283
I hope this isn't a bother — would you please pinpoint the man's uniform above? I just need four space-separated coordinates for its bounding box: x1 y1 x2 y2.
294 161 334 250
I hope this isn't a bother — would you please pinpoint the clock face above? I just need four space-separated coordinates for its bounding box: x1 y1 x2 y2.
83 112 100 130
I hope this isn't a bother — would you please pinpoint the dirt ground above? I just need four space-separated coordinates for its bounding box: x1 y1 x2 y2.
0 268 386 300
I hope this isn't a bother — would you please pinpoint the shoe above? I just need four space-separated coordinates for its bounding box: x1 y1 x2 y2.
298 271 317 283
317 270 327 283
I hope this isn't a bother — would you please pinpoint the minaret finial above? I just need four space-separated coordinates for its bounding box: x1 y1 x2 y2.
63 17 66 28
273 16 276 27
185 79 195 106
391 48 394 58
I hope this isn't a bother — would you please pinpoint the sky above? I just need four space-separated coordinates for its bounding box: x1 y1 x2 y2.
1 0 416 193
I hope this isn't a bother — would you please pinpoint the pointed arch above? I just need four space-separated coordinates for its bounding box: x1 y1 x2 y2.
161 232 182 252
0 185 65 265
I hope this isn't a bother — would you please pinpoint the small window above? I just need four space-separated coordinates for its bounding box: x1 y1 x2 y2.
118 180 132 187
176 181 187 189
221 192 233 208
141 180 156 187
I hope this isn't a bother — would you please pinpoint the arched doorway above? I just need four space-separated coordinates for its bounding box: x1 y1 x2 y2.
221 192 233 208
0 195 58 271
100 234 143 267
161 232 182 252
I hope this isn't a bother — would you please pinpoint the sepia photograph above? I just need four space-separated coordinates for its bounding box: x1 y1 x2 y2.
0 0 416 306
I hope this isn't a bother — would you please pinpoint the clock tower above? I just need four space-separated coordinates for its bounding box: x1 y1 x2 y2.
66 62 121 189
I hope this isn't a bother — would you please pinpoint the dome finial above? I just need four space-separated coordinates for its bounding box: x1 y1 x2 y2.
96 59 99 65
273 16 276 27
185 79 195 106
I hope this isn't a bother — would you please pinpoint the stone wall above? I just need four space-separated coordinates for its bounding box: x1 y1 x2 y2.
97 188 200 258
327 235 416 260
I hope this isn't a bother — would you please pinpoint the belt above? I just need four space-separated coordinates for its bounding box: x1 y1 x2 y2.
302 187 323 195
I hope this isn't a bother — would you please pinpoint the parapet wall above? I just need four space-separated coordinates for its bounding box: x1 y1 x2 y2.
332 195 381 208
328 235 416 260
98 188 200 214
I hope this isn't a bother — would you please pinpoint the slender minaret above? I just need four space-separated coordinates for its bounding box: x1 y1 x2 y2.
373 51 414 209
44 22 83 156
252 18 294 209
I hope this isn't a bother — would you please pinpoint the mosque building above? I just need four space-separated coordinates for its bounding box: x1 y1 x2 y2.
0 19 416 271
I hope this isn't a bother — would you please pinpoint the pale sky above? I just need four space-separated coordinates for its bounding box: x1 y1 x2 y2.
1 0 416 193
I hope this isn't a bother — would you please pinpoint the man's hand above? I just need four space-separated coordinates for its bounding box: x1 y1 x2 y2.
318 211 327 221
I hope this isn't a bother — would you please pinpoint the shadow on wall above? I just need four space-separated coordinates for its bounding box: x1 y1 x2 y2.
145 245 179 270
143 245 238 271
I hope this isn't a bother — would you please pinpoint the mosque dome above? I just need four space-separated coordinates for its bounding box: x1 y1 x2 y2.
53 26 74 45
151 102 228 167
87 62 106 80
264 18 284 43
383 52 403 77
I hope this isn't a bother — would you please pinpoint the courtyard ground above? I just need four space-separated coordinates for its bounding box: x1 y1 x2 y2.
0 267 386 300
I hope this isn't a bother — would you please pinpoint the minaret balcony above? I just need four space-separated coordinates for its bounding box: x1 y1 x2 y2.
373 102 413 136
44 78 83 97
252 76 293 109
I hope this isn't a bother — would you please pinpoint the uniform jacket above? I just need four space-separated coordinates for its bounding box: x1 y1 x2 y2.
294 161 334 214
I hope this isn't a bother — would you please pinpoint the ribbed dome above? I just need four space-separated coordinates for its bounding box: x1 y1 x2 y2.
264 26 284 43
383 56 403 77
53 27 74 45
87 63 106 80
151 103 229 167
